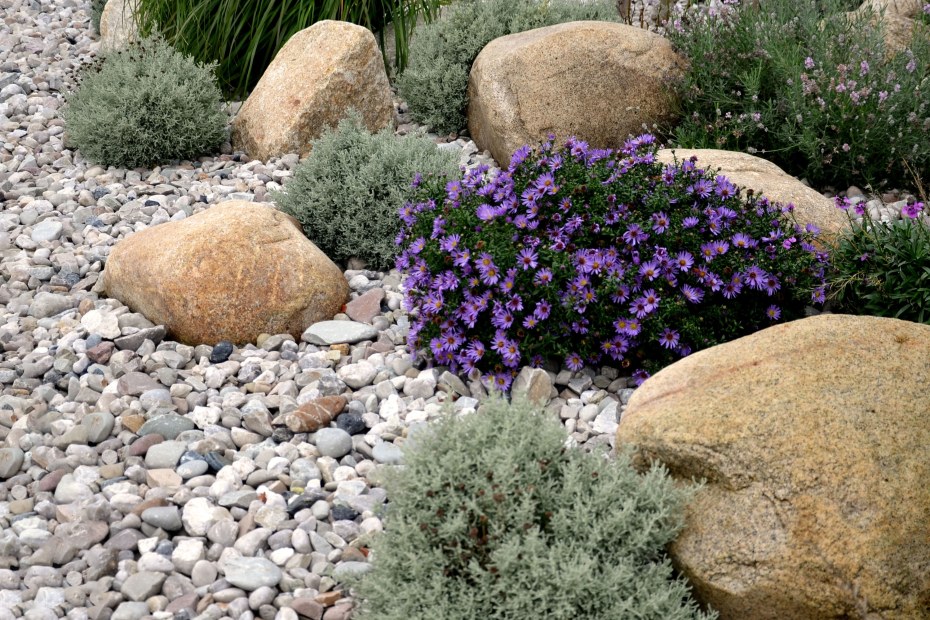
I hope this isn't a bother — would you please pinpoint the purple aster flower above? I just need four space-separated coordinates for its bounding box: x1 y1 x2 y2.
744 265 767 290
700 242 716 261
731 232 753 249
682 216 700 229
439 329 464 352
476 204 498 221
534 299 552 320
534 268 553 286
675 251 694 271
680 284 704 304
409 237 426 255
610 283 630 304
534 172 558 195
490 331 508 353
713 241 729 257
763 275 781 295
630 296 649 318
689 178 712 198
766 305 781 320
445 180 462 201
659 328 680 350
642 289 660 313
622 223 649 246
632 368 650 386
439 234 462 252
523 315 538 329
500 340 521 367
479 265 501 286
565 352 584 372
517 248 538 270
714 178 737 199
639 261 660 281
651 211 670 234
812 287 826 304
722 275 742 299
452 248 471 268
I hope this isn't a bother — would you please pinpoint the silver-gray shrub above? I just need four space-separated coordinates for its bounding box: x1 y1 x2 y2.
63 35 226 169
353 397 716 620
397 0 621 135
272 113 458 271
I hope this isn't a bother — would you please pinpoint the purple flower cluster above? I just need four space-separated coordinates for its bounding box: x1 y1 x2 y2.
397 135 828 390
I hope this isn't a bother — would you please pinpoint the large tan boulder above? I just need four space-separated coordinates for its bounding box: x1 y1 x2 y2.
656 149 848 241
467 21 685 168
102 202 349 346
616 314 930 619
99 0 139 50
232 20 394 161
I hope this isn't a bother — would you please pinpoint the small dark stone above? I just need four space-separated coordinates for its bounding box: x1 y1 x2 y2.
143 199 159 207
179 451 206 465
335 413 367 436
88 218 106 228
85 334 102 349
271 428 294 443
63 272 81 288
42 370 63 386
209 341 233 364
91 187 110 200
204 451 230 472
287 491 328 516
155 540 174 556
330 505 359 522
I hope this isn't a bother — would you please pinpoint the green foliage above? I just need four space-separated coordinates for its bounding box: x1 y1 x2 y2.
133 0 446 99
829 197 930 322
63 35 226 169
397 0 620 135
667 0 930 189
272 113 458 271
91 0 107 32
354 397 715 620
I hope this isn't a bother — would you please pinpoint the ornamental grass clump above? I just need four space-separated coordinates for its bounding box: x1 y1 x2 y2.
397 135 828 390
397 0 620 135
63 35 226 169
272 113 458 271
829 195 930 322
134 0 445 98
667 0 930 189
353 396 716 620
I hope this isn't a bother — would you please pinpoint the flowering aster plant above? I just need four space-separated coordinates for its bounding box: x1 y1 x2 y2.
396 135 829 390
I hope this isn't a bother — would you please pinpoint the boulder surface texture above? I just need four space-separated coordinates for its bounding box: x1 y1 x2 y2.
467 21 685 167
656 148 849 241
616 314 930 619
103 202 348 346
232 20 393 160
99 0 138 50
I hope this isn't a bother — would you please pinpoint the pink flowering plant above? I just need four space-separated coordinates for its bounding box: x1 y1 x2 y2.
667 0 930 188
829 195 930 322
396 135 828 390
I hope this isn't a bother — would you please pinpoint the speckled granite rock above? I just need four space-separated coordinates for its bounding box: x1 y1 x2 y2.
231 20 393 160
102 201 348 345
467 21 685 167
616 314 930 619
